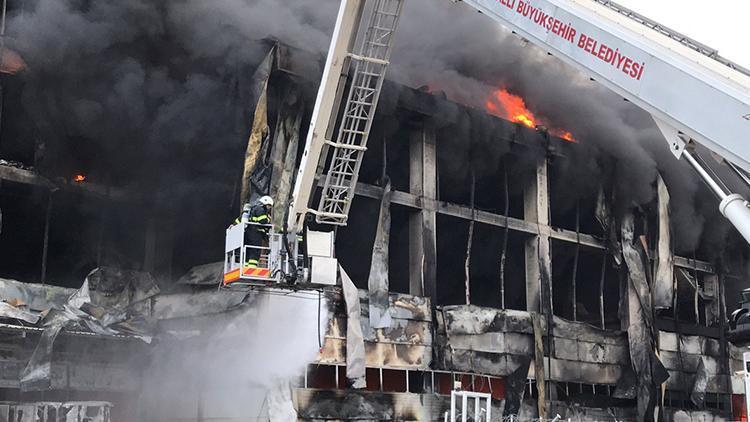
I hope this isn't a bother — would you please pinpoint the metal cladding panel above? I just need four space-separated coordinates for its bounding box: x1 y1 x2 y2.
658 331 721 357
447 332 533 355
315 291 433 369
548 358 622 384
664 371 732 394
462 0 750 172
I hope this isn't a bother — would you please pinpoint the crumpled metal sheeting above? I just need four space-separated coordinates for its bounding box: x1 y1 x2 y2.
341 267 366 389
621 213 668 421
503 355 532 417
367 179 393 329
21 268 159 391
595 185 623 266
653 174 675 310
0 277 74 312
176 262 223 286
690 356 709 406
241 45 276 205
269 87 303 228
0 301 40 324
267 381 298 422
359 290 431 322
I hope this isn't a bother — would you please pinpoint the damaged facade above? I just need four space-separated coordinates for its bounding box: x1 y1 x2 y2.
0 4 747 418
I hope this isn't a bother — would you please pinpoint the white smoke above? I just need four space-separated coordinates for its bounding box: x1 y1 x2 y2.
134 291 328 421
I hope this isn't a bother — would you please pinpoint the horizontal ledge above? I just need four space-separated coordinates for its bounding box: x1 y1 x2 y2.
0 165 132 201
349 182 716 273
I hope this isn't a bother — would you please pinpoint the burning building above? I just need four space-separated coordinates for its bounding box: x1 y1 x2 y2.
0 0 748 421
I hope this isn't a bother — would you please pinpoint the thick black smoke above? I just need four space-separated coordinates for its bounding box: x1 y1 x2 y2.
10 0 745 256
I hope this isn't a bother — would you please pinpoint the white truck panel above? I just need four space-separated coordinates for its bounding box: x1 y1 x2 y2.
461 0 750 172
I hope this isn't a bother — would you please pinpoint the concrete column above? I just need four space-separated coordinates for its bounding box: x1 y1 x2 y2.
409 121 437 303
524 157 553 315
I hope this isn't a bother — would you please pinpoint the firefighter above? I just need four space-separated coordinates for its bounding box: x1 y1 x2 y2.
235 195 274 268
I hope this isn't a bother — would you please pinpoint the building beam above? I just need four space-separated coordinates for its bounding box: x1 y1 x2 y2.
408 121 437 303
0 164 131 201
524 158 553 315
341 183 716 274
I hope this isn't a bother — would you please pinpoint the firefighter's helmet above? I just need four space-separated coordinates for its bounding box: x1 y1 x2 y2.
258 196 274 207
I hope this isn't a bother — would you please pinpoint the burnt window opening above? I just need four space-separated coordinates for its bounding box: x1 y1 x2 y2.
388 205 410 294
435 127 522 220
671 268 719 328
436 215 470 306
332 196 379 289
551 240 620 327
357 115 410 190
468 224 526 310
554 382 636 409
549 160 600 234
0 182 46 283
0 182 152 288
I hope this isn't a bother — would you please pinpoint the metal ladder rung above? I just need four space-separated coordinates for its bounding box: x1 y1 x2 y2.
375 11 399 18
316 212 349 220
331 157 359 164
350 100 372 108
330 169 356 176
316 0 404 226
326 140 368 151
348 53 389 65
321 198 349 204
353 86 377 92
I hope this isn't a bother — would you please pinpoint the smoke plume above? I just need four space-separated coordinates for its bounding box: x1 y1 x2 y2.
11 0 745 254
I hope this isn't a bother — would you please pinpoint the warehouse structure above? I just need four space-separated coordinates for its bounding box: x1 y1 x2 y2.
0 34 747 420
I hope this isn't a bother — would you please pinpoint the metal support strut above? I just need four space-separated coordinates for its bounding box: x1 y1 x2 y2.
316 0 405 225
657 118 750 245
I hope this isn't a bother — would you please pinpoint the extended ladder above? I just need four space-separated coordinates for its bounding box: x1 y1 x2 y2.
315 0 404 225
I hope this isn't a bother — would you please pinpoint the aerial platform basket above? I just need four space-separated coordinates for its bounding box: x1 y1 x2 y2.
223 223 338 289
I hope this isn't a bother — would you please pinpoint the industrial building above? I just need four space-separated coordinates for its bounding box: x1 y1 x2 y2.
0 0 748 421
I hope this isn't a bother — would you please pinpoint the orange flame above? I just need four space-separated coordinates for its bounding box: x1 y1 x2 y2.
552 130 578 143
485 88 577 143
486 89 537 128
73 174 86 183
